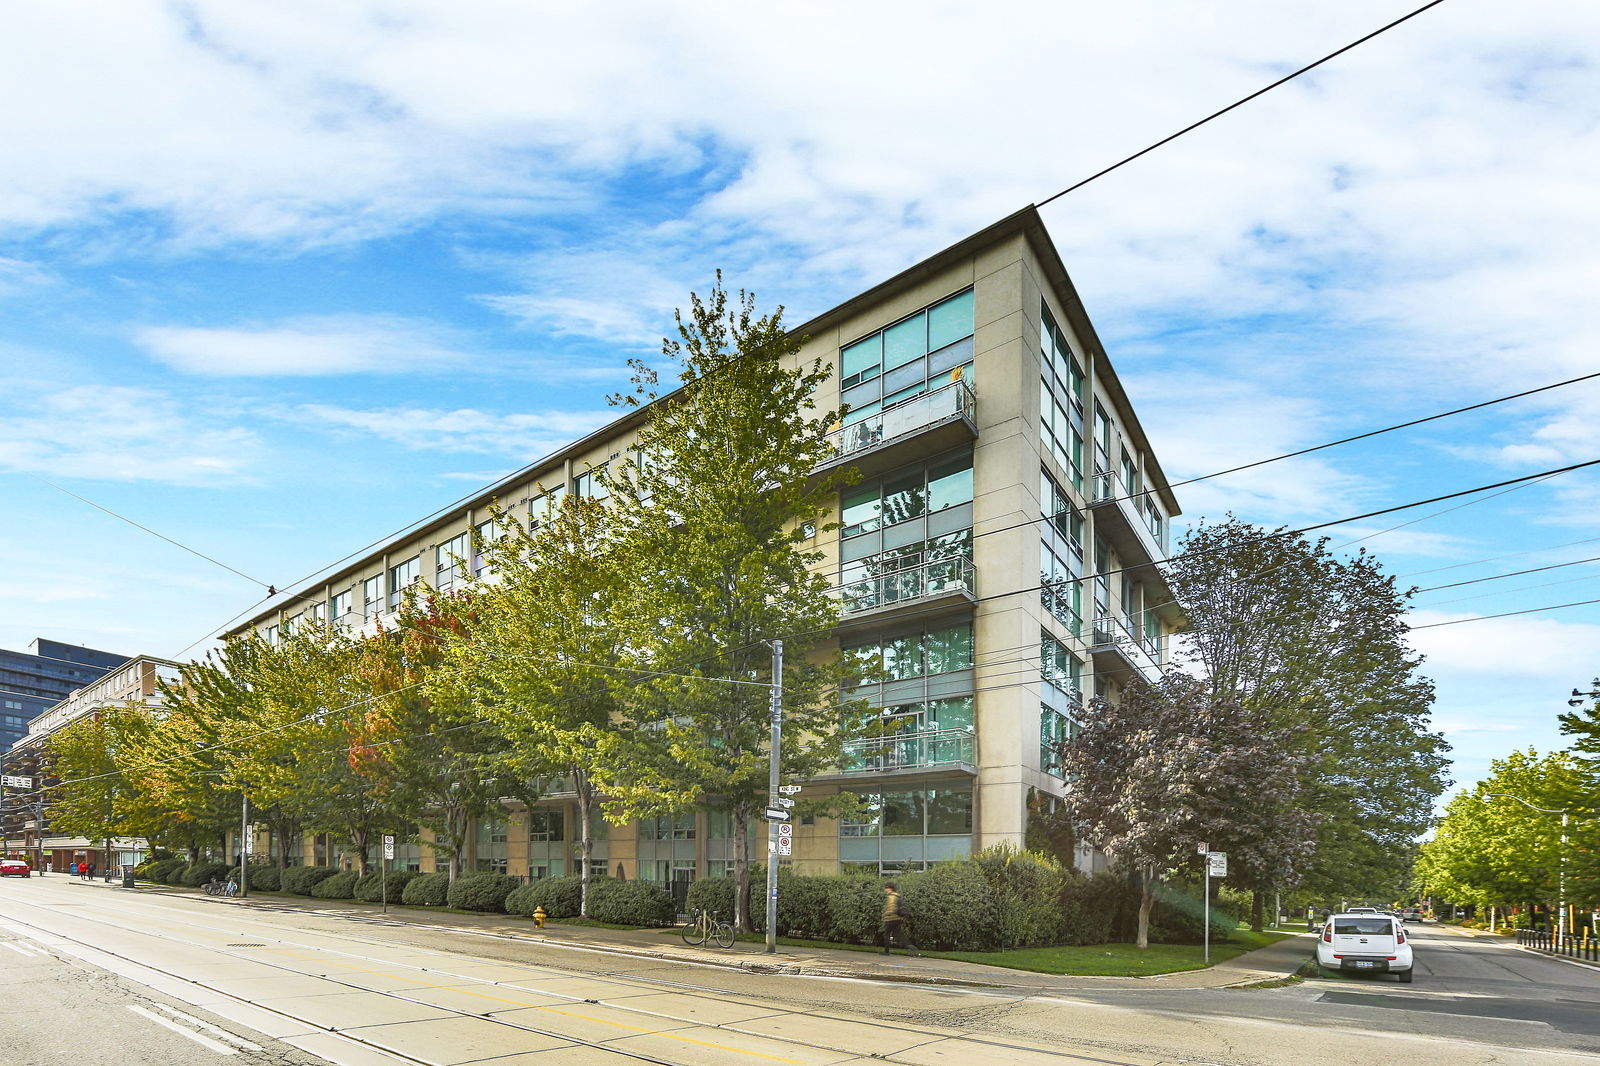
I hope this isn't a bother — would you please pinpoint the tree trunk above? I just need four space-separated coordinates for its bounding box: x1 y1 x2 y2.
351 826 370 874
1136 866 1154 949
733 800 751 932
574 769 592 918
1250 888 1265 932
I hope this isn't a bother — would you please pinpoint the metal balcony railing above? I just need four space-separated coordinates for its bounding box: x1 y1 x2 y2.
826 380 976 462
1090 614 1161 676
840 555 975 616
840 727 975 774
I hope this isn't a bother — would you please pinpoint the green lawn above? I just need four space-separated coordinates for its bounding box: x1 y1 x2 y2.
666 925 1293 976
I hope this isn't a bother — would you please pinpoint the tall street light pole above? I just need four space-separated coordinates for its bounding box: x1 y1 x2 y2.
1484 792 1568 944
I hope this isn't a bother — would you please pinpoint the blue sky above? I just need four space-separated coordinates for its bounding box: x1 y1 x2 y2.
2 0 1597 808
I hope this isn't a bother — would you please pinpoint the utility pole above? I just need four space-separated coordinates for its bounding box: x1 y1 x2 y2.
1485 793 1567 944
764 639 783 955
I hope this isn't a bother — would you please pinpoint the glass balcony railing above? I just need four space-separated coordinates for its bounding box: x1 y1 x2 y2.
839 727 975 774
826 380 976 462
840 555 975 616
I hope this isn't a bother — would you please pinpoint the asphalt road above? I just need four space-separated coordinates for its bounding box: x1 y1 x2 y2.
1 876 1597 1066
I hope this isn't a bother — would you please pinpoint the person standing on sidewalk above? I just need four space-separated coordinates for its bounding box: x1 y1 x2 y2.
882 883 918 956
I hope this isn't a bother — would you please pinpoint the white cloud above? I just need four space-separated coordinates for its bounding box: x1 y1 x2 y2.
132 315 476 377
1407 610 1600 680
0 383 258 484
279 403 613 458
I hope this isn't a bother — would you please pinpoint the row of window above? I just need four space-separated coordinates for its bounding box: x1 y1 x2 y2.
845 621 974 683
840 289 974 428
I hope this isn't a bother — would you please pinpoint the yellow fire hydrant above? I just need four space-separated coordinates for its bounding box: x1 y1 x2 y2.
533 906 547 929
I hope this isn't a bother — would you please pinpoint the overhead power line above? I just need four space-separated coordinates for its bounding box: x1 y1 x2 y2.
1414 554 1600 594
1036 0 1450 208
1410 598 1600 630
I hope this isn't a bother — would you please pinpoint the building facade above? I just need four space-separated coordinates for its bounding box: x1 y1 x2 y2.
235 208 1183 889
1 654 182 872
0 638 129 752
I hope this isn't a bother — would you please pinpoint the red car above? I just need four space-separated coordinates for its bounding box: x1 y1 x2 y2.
1 859 32 878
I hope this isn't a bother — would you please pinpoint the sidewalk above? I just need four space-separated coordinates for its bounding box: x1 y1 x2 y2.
86 877 1314 991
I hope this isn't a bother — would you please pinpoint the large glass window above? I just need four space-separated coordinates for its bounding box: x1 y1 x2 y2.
388 556 420 609
361 576 382 620
839 289 974 425
475 817 508 874
848 622 974 682
529 483 569 528
472 519 500 577
437 531 471 587
331 590 351 623
841 785 972 838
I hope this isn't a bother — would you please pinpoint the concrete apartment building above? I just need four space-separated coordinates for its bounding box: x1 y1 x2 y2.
234 207 1183 888
1 654 183 871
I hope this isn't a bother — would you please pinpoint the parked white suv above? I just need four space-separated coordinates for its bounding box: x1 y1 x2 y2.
1317 913 1415 983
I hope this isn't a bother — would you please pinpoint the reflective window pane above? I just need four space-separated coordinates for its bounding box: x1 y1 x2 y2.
928 290 974 350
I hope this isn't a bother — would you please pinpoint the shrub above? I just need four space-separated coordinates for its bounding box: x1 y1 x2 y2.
587 879 675 926
281 865 340 895
518 875 585 918
970 844 1070 949
354 870 417 902
401 871 450 907
901 863 1000 951
141 857 187 883
227 865 281 892
184 862 231 887
447 872 519 913
312 871 359 899
686 877 736 924
816 874 886 945
1058 870 1123 946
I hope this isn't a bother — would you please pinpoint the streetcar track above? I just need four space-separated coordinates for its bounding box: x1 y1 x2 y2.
0 889 1174 1066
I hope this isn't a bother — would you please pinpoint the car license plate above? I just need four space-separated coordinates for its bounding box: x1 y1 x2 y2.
1350 960 1378 970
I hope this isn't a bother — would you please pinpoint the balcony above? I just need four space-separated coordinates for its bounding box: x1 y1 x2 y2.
839 555 976 622
833 727 977 778
818 380 977 480
1088 614 1162 682
1086 471 1164 567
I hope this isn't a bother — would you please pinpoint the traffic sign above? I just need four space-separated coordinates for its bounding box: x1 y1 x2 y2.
1196 841 1207 854
776 837 792 856
764 808 791 821
1207 852 1227 877
777 822 793 838
2 775 32 789
383 834 395 860
778 785 803 795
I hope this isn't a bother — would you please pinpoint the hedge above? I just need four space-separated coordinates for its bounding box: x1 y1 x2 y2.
401 871 450 907
310 870 359 899
586 879 675 926
281 865 340 895
971 843 1068 949
354 870 417 902
183 862 232 887
447 873 519 913
506 875 585 919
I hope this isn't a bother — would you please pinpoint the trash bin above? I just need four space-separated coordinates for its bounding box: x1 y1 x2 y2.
121 864 135 889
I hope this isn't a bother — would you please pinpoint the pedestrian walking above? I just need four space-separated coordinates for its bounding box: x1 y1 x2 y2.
881 882 919 956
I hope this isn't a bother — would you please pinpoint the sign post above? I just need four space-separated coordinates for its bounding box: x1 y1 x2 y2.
764 639 783 955
382 834 395 913
1203 850 1227 963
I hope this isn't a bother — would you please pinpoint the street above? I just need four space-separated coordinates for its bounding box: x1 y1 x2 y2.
2 877 1598 1066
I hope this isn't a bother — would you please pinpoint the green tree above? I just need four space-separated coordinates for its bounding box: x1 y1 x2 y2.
361 593 532 881
1056 676 1309 947
1164 517 1451 907
449 494 629 916
1419 749 1588 917
42 705 155 864
602 276 866 931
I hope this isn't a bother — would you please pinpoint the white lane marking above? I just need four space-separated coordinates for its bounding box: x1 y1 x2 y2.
126 1004 237 1055
150 1003 263 1051
1 941 40 957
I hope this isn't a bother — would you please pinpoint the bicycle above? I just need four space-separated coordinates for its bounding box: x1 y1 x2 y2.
679 908 735 949
202 878 240 897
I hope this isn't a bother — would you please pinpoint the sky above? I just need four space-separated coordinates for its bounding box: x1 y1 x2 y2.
1 0 1597 810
